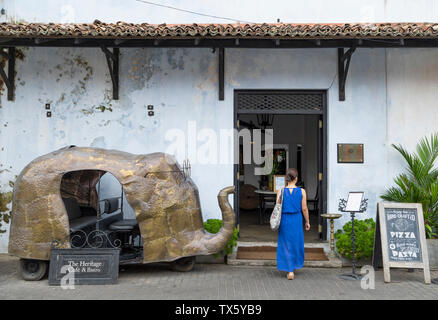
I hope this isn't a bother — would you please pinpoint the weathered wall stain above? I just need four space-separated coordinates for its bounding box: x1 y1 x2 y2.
127 48 163 90
82 105 113 115
96 105 113 112
167 48 185 71
53 54 94 107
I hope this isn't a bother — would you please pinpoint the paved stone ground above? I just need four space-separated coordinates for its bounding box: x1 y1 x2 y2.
1 254 437 300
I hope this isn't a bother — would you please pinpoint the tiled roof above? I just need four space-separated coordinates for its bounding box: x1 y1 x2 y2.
1 21 438 39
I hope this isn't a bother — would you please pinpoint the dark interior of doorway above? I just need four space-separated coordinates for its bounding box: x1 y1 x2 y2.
237 114 321 243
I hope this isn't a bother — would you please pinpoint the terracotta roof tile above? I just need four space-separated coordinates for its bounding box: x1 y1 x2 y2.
1 21 438 39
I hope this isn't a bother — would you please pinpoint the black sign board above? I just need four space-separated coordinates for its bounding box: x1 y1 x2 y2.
372 202 430 284
49 248 120 285
385 207 422 263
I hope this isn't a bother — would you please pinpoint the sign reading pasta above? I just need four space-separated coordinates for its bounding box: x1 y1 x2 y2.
372 202 430 284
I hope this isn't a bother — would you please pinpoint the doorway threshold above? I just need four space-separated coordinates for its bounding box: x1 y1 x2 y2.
227 240 342 268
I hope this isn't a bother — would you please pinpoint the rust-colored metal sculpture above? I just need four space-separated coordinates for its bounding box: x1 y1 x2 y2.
8 146 235 265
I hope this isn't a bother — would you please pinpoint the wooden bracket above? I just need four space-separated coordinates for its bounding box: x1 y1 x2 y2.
100 46 119 100
0 47 15 101
218 47 224 101
338 47 356 101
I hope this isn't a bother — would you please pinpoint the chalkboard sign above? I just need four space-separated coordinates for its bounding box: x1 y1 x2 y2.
49 248 120 285
385 207 422 263
372 202 430 284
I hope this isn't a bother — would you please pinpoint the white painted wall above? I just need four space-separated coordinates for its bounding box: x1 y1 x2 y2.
328 48 388 230
1 45 437 253
386 48 438 179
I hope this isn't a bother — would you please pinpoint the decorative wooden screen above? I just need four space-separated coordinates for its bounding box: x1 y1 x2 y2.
236 91 324 114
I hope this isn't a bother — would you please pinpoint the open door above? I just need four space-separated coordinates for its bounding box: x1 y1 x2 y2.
234 115 241 231
317 115 326 240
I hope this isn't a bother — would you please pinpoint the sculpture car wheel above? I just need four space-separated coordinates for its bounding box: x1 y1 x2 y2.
171 256 196 272
19 259 48 281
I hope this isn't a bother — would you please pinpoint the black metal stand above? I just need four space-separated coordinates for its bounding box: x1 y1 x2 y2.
339 212 363 280
432 278 438 285
337 196 368 281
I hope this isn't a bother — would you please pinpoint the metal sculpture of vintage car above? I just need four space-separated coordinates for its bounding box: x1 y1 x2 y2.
8 146 235 280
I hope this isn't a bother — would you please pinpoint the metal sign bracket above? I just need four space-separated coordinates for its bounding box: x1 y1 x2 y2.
338 46 356 101
0 47 15 101
100 46 119 100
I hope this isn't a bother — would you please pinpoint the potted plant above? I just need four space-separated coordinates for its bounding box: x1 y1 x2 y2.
335 218 376 266
195 219 239 264
267 150 285 190
381 133 438 269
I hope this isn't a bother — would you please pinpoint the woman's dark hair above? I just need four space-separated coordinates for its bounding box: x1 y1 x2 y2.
285 168 298 184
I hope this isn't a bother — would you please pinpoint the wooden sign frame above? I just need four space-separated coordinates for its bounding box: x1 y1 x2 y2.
372 202 430 284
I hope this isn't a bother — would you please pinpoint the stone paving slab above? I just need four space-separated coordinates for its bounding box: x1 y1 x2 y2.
1 254 437 300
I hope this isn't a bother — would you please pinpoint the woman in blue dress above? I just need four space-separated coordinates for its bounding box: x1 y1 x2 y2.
276 168 310 280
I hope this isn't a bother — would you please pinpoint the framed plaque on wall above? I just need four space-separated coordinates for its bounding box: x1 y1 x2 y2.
337 144 364 163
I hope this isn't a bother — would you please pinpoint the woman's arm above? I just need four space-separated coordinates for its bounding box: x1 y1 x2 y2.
301 189 311 230
276 188 282 204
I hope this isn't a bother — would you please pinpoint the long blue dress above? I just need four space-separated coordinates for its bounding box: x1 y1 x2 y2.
276 187 305 272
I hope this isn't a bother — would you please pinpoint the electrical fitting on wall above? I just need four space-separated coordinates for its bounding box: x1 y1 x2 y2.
147 105 154 116
45 103 51 118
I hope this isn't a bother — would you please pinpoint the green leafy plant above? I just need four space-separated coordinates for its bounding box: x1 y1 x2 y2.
381 133 438 239
204 219 238 257
268 150 286 176
335 218 375 260
0 212 10 234
0 191 12 234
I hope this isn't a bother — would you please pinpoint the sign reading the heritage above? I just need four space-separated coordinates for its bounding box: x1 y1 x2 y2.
372 202 430 284
49 248 120 285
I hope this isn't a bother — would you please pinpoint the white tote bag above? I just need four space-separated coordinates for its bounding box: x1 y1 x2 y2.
270 188 284 231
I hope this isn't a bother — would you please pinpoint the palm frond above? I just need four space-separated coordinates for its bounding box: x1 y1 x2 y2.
416 132 438 175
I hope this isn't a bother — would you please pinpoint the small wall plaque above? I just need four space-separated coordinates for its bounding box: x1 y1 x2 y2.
337 144 364 163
